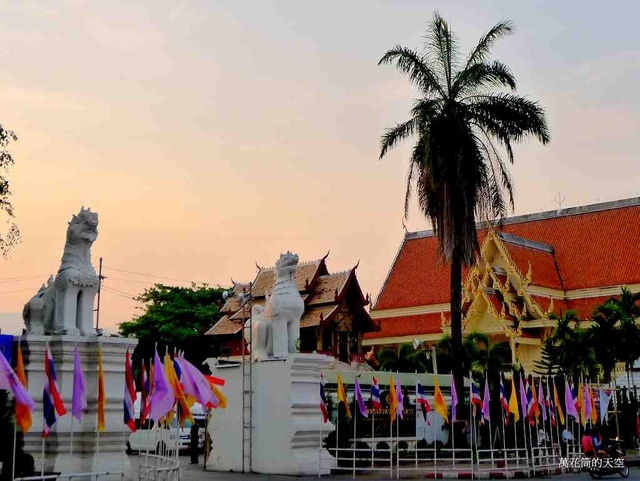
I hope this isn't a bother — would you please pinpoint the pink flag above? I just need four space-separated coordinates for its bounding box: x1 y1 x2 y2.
396 377 404 419
71 348 87 421
179 356 218 408
564 378 578 420
450 374 458 421
519 376 528 422
482 376 490 423
584 385 592 422
0 349 35 410
538 379 547 422
149 351 175 422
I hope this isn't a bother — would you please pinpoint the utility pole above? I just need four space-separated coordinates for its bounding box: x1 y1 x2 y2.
95 257 105 330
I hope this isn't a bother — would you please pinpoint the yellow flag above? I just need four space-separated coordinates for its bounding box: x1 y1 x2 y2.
389 376 397 424
433 376 449 423
509 378 520 423
164 354 193 426
336 374 352 419
590 386 598 423
554 380 565 425
15 344 32 433
97 349 105 432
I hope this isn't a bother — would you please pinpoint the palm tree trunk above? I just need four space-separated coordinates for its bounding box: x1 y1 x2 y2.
450 250 467 448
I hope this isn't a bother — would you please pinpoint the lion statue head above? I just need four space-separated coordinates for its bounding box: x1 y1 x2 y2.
275 251 299 274
67 207 99 245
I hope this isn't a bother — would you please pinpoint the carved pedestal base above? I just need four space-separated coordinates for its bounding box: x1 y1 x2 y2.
16 335 137 474
204 353 336 475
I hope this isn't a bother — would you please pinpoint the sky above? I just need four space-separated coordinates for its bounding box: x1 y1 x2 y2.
1 0 639 335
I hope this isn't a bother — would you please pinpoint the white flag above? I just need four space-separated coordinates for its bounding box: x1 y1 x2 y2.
599 389 612 424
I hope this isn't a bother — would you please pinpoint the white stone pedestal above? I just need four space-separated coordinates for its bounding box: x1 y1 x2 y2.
204 353 336 476
16 335 137 474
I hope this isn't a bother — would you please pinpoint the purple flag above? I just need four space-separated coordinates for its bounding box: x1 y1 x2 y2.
519 376 528 422
565 379 578 420
0 349 35 409
72 348 87 421
150 351 175 422
179 356 218 408
538 379 547 422
354 379 368 418
482 376 490 423
450 374 458 421
396 377 404 419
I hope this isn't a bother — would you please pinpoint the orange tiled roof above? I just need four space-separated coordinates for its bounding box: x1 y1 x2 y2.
364 313 443 340
251 260 326 298
375 199 640 311
301 305 339 328
205 315 242 336
566 296 611 320
306 270 351 306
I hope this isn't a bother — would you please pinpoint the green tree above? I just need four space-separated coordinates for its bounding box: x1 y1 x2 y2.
590 300 623 383
119 283 228 374
610 287 640 386
549 311 599 381
377 343 430 373
0 123 19 256
378 12 549 396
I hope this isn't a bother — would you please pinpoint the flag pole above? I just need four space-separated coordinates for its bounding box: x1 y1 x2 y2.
70 339 78 458
389 375 392 479
431 353 437 478
353 375 358 479
12 335 21 481
42 340 49 478
500 377 507 469
470 370 477 474
371 393 374 470
519 372 530 474
414 371 418 470
486 374 494 468
396 371 399 481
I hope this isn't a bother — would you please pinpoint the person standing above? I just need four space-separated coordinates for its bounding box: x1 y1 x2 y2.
190 423 200 465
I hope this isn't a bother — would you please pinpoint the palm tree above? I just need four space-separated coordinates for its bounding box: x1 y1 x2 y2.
549 310 600 381
377 343 430 373
590 301 622 382
378 13 549 395
612 287 640 387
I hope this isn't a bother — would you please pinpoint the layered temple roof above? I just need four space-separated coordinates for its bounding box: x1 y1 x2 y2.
206 254 376 337
366 197 640 342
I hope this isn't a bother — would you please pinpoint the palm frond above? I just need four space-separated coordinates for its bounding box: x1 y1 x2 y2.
378 46 445 97
464 20 514 68
453 61 516 97
379 117 419 159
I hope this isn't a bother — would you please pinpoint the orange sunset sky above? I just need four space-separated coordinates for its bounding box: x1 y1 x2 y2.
1 1 639 334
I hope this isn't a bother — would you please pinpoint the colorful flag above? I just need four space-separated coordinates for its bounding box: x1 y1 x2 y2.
337 374 352 419
509 377 520 423
12 344 33 432
72 348 87 422
164 353 193 426
433 375 449 423
204 375 227 409
599 389 612 424
355 378 368 418
471 381 482 416
482 376 490 424
589 387 598 424
150 351 175 422
553 379 564 425
416 381 431 423
124 349 137 432
43 347 66 437
583 385 592 425
97 349 106 432
538 379 547 422
564 379 578 420
179 356 218 409
320 373 329 423
389 376 398 424
371 377 381 410
519 375 528 422
499 378 510 424
527 377 538 424
450 375 458 422
140 362 150 426
547 378 556 426
396 377 404 420
0 348 34 412
577 383 586 427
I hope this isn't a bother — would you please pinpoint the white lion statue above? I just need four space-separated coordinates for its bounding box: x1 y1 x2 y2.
23 207 100 336
244 251 305 361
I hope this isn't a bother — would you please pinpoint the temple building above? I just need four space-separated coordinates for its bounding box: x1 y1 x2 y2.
364 197 640 372
206 253 378 362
